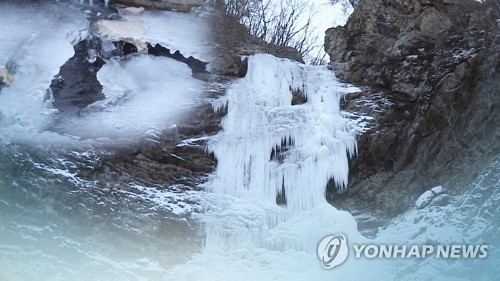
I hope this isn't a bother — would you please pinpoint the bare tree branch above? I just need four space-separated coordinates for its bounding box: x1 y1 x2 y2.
219 0 318 61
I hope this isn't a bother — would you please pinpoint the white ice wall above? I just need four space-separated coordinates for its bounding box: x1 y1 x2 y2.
204 54 360 252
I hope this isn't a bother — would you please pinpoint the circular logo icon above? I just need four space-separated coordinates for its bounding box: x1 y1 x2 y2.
317 234 349 269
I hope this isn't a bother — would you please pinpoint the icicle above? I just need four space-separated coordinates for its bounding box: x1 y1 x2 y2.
204 54 360 251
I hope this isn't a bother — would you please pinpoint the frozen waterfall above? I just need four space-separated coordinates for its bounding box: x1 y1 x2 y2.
159 55 366 281
203 54 361 251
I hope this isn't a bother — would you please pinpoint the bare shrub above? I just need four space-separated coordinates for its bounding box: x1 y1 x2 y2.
219 0 318 61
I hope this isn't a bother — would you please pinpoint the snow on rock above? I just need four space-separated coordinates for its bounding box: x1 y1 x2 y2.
118 6 146 15
415 185 446 209
374 157 500 280
120 183 202 217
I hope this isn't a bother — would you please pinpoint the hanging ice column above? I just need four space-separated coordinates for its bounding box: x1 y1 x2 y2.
205 54 360 251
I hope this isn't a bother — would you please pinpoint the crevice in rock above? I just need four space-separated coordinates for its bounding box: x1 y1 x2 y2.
325 178 340 199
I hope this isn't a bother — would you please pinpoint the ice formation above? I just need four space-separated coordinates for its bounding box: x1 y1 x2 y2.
210 54 358 204
161 54 365 281
203 54 361 252
0 3 87 136
0 2 212 143
56 54 204 139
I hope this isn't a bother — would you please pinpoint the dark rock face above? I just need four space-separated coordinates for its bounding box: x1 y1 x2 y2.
147 43 210 80
325 0 500 220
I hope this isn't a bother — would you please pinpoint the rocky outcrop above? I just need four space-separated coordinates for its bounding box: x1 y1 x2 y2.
113 0 204 12
50 40 105 115
325 0 499 220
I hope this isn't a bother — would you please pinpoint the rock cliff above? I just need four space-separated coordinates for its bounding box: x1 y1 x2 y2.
325 0 500 222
